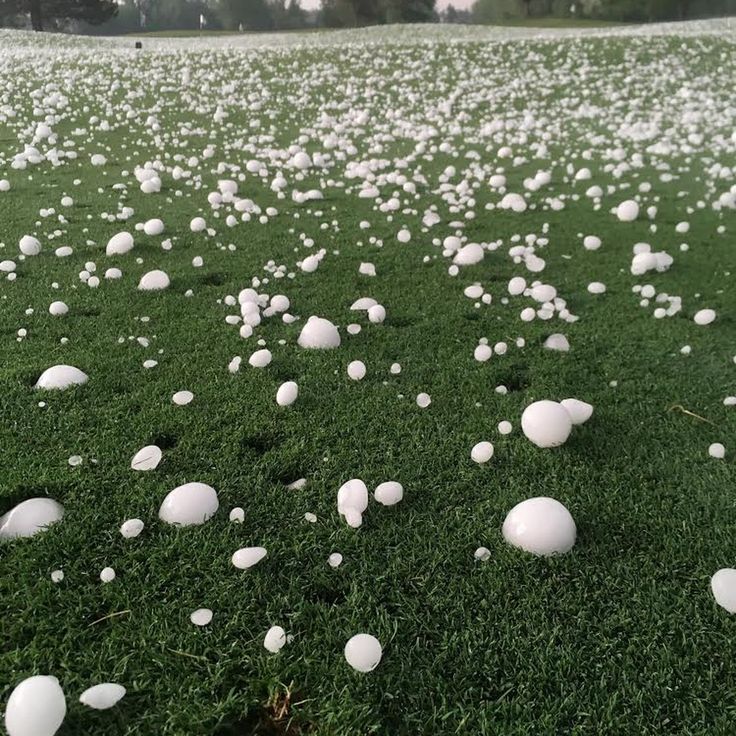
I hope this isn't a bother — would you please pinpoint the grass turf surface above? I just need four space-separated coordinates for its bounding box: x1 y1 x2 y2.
1 24 736 736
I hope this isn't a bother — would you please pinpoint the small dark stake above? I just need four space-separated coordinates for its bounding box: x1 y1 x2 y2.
135 41 142 50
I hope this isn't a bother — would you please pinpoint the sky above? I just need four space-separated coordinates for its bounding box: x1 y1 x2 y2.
298 0 473 9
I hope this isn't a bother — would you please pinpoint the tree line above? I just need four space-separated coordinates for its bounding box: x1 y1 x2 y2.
0 0 734 33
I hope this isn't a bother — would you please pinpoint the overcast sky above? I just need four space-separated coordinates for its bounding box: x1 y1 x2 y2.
299 0 473 9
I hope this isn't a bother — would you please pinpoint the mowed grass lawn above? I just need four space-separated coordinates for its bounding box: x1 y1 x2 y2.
1 25 735 735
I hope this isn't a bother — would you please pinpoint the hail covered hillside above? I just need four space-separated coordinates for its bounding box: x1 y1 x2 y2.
1 20 736 736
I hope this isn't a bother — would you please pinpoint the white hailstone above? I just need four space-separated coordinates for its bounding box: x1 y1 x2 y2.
560 398 594 425
190 608 213 627
616 200 639 222
172 390 194 405
508 276 526 296
159 483 219 526
676 222 690 234
91 154 107 166
264 626 287 653
270 294 289 312
397 228 411 243
248 349 272 368
347 361 366 380
19 235 41 256
100 567 116 583
0 259 16 272
502 497 576 555
192 256 203 268
104 268 122 280
520 307 536 322
338 479 369 515
359 262 376 276
694 309 716 326
474 344 492 362
367 304 386 323
374 481 403 506
68 455 82 467
531 284 556 303
143 219 164 236
347 323 361 335
543 334 570 352
143 360 158 369
471 441 494 464
297 316 341 349
229 507 245 523
4 676 66 736
48 301 69 317
105 232 134 256
390 363 402 375
231 546 267 569
344 508 363 528
292 151 311 169
474 547 491 562
34 364 88 391
51 570 64 583
138 270 170 291
228 357 242 374
711 569 736 613
87 276 100 289
344 634 382 672
79 683 126 710
500 193 527 212
276 381 299 406
416 393 431 408
351 297 377 311
521 400 573 448
328 553 343 568
190 217 206 233
464 284 483 299
709 443 726 459
130 445 162 471
120 518 144 538
0 179 9 191
0 498 64 540
300 254 321 273
587 282 606 295
304 512 317 523
453 243 484 265
498 421 512 435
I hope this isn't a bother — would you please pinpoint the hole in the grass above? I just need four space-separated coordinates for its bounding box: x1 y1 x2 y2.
499 369 530 392
201 272 227 286
463 312 479 322
214 689 310 736
78 307 101 317
151 433 178 450
387 315 416 328
240 432 281 456
306 584 346 607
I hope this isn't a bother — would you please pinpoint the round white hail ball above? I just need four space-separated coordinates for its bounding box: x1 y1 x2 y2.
471 441 494 464
297 316 341 349
34 365 88 390
138 270 170 291
344 634 382 672
616 200 639 222
232 546 267 569
521 400 573 448
560 398 594 425
347 360 366 380
105 232 134 256
694 309 716 325
49 301 68 317
190 608 213 627
19 235 41 256
264 625 287 653
711 568 736 613
120 518 144 538
502 497 576 555
4 675 66 736
276 381 299 406
79 683 126 710
0 498 63 540
158 482 218 526
709 443 726 459
374 481 403 506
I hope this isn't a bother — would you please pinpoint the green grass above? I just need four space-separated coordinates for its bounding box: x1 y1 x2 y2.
489 17 627 27
1 26 736 736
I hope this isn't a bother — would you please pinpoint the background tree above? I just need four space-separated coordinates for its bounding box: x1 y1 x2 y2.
0 0 116 30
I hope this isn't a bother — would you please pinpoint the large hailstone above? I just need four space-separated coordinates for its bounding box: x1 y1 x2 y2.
79 683 126 710
263 626 287 653
337 479 368 515
34 365 88 390
502 497 576 555
232 546 267 569
0 498 64 540
105 232 134 256
711 568 736 613
4 675 66 736
344 634 382 672
560 398 594 425
158 482 218 526
276 381 298 406
19 235 41 256
297 316 341 349
130 445 162 471
521 400 573 448
616 200 639 222
138 270 170 291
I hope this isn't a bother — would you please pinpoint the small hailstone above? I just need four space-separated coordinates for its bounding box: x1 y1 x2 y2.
390 363 401 374
138 270 170 291
347 360 366 380
49 301 68 316
374 481 403 506
616 200 639 222
172 390 194 405
51 569 64 583
264 625 287 653
471 442 494 464
131 445 162 471
248 349 272 368
276 381 298 406
192 256 204 268
68 455 83 467
347 323 361 335
583 235 601 251
503 497 576 555
229 507 245 523
474 344 492 362
474 547 491 562
497 421 512 435
694 309 716 325
328 553 343 568
560 398 594 425
367 304 386 324
521 400 573 448
79 683 126 710
344 634 382 672
416 393 431 408
543 334 570 352
100 567 116 583
587 282 606 294
190 608 213 626
709 443 726 459
231 547 267 569
711 569 736 612
120 518 144 538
